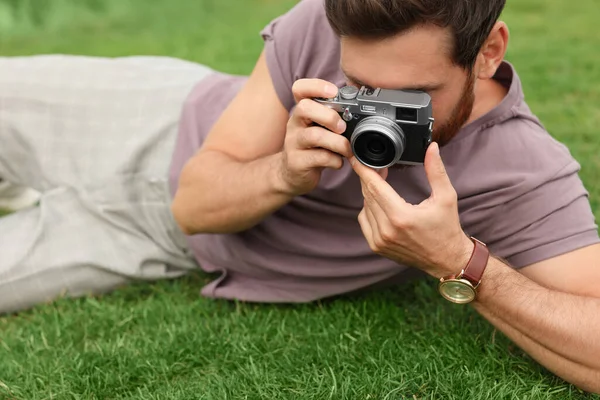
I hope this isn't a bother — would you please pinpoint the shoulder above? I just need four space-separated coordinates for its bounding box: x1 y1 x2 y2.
441 65 597 265
260 0 343 110
488 116 575 173
261 0 330 41
447 111 579 202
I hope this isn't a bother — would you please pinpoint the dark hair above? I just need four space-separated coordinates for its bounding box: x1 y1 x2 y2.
325 0 506 69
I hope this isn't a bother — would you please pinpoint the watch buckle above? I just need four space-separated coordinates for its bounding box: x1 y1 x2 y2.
455 269 481 289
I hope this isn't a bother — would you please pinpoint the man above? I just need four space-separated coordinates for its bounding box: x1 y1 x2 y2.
0 0 599 392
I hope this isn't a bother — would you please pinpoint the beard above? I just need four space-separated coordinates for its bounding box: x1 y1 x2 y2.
432 72 476 147
390 73 475 171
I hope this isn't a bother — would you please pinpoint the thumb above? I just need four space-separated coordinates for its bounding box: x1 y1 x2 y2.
376 167 389 181
424 142 454 200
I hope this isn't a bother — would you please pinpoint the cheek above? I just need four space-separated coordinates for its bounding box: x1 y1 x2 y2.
430 86 464 125
430 94 453 126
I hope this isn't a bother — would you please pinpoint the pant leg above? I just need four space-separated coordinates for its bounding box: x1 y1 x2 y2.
0 54 212 190
0 55 214 314
0 178 197 315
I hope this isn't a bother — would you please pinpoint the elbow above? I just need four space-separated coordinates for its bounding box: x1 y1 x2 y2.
171 163 207 236
171 194 198 236
171 197 242 236
171 183 231 236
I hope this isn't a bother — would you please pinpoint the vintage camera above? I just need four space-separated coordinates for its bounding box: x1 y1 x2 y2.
315 85 434 168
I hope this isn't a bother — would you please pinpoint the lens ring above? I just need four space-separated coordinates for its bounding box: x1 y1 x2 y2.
351 117 406 168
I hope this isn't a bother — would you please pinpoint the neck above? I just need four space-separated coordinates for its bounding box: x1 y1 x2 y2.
467 77 509 125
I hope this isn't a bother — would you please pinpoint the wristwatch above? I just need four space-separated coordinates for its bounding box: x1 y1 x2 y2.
438 237 490 304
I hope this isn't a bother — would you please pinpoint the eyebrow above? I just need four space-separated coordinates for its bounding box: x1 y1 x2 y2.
342 68 443 93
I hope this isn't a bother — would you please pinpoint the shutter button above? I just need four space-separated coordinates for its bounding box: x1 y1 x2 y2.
343 107 353 121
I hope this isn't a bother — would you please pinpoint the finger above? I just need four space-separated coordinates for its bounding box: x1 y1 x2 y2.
292 98 347 134
358 208 376 250
424 142 456 203
297 126 352 158
351 156 409 213
377 167 389 181
364 205 382 245
301 148 344 170
292 79 339 105
361 185 389 226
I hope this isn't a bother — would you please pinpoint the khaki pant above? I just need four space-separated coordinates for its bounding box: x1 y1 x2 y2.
0 55 213 314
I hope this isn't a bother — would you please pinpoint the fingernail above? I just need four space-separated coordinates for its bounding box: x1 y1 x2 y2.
337 120 346 132
432 142 440 156
325 85 338 97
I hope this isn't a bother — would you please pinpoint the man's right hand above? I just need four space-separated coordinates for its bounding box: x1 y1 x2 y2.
173 53 354 235
276 79 353 197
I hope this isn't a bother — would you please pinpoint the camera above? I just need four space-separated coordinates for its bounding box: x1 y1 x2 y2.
314 85 434 168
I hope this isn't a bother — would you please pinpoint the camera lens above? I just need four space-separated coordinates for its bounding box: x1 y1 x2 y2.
355 132 396 166
367 139 385 155
351 117 406 168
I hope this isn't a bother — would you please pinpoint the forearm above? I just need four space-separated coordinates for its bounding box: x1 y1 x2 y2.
172 150 293 234
473 258 600 393
474 299 600 393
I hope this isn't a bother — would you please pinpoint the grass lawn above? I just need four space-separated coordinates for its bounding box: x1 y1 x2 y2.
1 0 600 399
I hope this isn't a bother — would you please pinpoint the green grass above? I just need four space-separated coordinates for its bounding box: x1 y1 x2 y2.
0 0 599 398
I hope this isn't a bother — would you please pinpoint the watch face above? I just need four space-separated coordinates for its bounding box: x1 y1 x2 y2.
439 279 476 304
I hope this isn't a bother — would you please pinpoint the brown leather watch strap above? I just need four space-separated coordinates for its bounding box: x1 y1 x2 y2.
461 238 490 286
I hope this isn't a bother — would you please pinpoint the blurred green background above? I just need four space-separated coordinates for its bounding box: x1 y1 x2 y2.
0 0 599 399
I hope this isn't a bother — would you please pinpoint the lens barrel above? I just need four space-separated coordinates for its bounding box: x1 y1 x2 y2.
351 117 406 168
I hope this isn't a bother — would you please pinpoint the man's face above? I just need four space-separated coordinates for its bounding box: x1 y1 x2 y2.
340 25 476 147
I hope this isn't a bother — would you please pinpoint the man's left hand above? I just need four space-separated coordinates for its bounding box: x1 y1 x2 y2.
351 142 474 279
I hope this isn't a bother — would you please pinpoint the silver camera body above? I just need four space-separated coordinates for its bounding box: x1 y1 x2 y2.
315 85 434 168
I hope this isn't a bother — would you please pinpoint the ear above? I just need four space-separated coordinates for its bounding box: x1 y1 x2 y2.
475 21 509 80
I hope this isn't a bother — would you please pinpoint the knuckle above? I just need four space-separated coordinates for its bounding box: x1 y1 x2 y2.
358 209 365 220
379 227 395 243
373 236 386 251
284 152 298 171
316 150 333 166
326 154 343 170
285 118 296 134
302 128 320 146
327 109 341 125
296 99 312 115
368 241 380 253
292 79 307 95
390 214 412 230
307 151 322 167
332 138 351 158
440 189 458 207
366 180 380 197
290 151 306 169
338 137 352 157
389 214 405 229
333 155 344 169
449 188 458 204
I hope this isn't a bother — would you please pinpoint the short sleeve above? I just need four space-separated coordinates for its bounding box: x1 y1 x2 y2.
452 116 600 268
260 0 343 111
488 163 599 267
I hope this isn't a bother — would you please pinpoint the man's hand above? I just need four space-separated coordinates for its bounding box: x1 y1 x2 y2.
351 142 473 278
275 79 353 197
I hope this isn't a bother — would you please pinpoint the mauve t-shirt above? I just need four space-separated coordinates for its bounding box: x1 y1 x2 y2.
168 0 599 302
